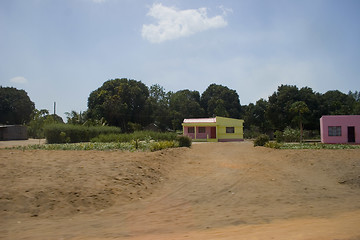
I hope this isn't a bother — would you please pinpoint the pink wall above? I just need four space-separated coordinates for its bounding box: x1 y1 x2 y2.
183 126 213 140
320 115 360 144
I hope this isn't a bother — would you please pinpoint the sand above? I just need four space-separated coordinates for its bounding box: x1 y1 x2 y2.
1 141 360 239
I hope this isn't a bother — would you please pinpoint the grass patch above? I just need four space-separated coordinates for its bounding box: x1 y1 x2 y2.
5 140 180 152
91 131 178 143
6 142 135 151
265 142 360 150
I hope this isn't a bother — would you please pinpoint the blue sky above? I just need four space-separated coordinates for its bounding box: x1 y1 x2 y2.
1 0 359 120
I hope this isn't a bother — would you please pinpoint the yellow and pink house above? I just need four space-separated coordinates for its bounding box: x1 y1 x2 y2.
320 115 360 144
182 116 244 142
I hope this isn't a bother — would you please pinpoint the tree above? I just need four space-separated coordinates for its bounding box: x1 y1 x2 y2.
87 78 149 132
348 91 360 114
290 101 309 142
65 110 84 125
266 85 322 131
320 90 355 115
243 98 271 133
169 89 205 130
147 84 172 131
200 84 242 118
27 109 64 138
0 86 35 124
266 85 301 130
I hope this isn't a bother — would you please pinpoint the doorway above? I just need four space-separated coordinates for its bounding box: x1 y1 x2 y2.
210 127 216 139
348 126 355 143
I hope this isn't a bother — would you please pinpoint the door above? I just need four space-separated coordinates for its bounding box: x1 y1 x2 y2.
210 127 216 139
348 126 355 143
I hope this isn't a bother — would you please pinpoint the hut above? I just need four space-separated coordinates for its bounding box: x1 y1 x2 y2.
0 125 28 141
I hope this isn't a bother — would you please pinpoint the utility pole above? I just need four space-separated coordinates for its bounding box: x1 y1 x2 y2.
54 102 56 115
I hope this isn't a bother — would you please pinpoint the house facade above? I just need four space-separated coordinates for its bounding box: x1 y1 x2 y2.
320 115 360 144
182 116 244 142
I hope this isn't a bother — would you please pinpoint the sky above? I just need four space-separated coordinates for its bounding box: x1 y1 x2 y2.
1 0 360 120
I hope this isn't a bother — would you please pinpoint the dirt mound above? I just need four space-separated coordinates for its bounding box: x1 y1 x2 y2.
1 141 360 240
0 148 188 218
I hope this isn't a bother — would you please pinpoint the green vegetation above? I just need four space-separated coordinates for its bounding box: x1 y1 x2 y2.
2 81 359 146
253 134 270 147
176 135 192 147
149 141 178 151
0 86 35 124
44 124 121 143
91 131 177 143
5 141 178 151
265 142 360 150
5 129 191 151
5 131 192 151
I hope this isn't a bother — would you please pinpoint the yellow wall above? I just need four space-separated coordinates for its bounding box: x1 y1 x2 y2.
216 117 244 140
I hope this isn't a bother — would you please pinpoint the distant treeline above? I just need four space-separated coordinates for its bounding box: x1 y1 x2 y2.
1 80 359 136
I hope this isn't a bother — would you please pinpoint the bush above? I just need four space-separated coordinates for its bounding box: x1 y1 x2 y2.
44 124 122 143
274 130 284 143
177 135 192 147
265 141 282 149
91 131 178 143
253 134 270 147
283 127 300 142
150 141 178 151
243 125 262 139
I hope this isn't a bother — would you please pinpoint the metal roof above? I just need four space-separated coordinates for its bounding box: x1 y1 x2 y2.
183 118 216 123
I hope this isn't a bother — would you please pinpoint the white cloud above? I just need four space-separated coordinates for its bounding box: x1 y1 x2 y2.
10 76 28 84
142 3 228 43
92 0 106 3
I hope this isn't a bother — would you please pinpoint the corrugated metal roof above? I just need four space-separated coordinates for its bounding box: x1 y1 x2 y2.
183 118 216 123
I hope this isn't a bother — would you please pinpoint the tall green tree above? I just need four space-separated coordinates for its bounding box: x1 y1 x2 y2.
349 91 360 114
266 85 301 130
87 78 149 132
243 98 271 133
320 90 355 115
169 89 205 130
266 85 322 131
27 109 64 138
147 84 172 130
200 84 242 118
290 101 309 142
0 86 35 124
65 110 85 125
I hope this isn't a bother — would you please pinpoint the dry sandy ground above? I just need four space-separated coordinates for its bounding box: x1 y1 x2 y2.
0 139 46 148
1 141 360 240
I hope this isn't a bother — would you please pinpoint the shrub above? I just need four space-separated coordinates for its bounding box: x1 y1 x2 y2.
150 141 178 151
177 135 192 147
244 125 262 139
283 127 300 142
274 130 284 143
265 141 282 149
91 131 178 143
44 124 121 143
253 134 270 147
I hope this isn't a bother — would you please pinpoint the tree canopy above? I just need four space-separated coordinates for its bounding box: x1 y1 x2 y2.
87 78 149 131
0 86 35 124
3 78 357 137
201 84 242 119
169 89 205 130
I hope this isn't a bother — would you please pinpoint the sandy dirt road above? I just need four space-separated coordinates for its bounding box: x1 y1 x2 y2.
1 141 360 239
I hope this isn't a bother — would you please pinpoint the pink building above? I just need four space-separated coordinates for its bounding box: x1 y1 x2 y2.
320 115 360 144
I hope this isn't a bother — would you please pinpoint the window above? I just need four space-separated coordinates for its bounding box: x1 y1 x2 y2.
188 127 194 133
198 127 206 133
328 126 341 136
226 127 235 133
